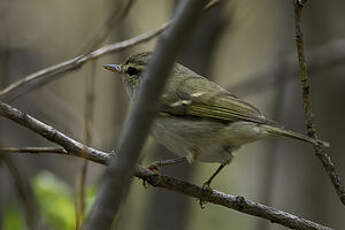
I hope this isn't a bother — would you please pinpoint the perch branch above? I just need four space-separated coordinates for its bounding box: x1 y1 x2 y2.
0 100 333 230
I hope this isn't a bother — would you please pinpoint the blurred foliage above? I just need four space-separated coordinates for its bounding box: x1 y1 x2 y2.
32 171 75 229
3 204 26 230
17 171 96 230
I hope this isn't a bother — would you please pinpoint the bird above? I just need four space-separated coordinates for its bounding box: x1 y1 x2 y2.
104 51 329 188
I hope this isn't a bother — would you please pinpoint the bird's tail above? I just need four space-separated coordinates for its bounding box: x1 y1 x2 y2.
261 124 330 148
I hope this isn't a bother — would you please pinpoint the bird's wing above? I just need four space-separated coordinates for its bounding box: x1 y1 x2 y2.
160 76 271 124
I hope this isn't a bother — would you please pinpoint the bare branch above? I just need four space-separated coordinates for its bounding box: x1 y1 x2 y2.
0 22 168 101
0 0 223 101
0 101 109 164
76 60 97 229
293 0 345 205
0 101 333 230
0 146 66 154
4 147 334 230
135 166 332 230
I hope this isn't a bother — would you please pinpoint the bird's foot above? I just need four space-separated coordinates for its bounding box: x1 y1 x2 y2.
146 161 163 187
147 161 161 174
146 157 187 187
199 180 213 209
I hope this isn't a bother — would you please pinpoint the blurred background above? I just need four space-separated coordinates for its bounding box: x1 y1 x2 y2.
0 0 344 229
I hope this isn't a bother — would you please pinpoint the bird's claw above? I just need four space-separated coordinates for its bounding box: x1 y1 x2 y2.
147 162 163 186
199 181 213 209
148 163 160 174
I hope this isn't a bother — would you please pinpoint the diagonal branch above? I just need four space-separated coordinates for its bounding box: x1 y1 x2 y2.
0 101 109 164
0 101 333 230
0 0 223 102
135 166 332 230
293 0 345 206
0 0 222 100
0 22 168 101
83 0 209 228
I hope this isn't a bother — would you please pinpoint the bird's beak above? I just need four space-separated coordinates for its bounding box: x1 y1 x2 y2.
103 64 122 73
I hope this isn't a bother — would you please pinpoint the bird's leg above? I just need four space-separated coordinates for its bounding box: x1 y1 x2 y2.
200 161 230 209
202 163 226 189
148 157 187 173
144 157 187 188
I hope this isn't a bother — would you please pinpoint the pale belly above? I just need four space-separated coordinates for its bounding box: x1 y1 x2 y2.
150 116 269 164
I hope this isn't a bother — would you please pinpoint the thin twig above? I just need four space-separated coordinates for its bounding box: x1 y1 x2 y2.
0 101 333 230
293 0 345 205
0 22 168 101
0 146 66 154
0 0 223 101
76 60 97 229
205 0 221 9
0 102 109 163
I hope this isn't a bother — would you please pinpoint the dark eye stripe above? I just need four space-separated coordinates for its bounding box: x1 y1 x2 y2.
126 67 139 76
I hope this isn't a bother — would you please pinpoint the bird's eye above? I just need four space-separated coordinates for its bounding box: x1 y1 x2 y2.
126 67 138 76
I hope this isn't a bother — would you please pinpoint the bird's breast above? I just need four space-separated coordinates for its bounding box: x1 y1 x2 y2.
150 116 233 163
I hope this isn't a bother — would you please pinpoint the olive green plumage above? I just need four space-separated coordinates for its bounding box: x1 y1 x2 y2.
104 52 328 165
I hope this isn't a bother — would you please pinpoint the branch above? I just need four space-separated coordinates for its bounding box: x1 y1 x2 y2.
0 101 333 230
205 0 222 9
2 145 334 230
0 101 109 164
0 22 168 101
75 59 97 229
83 0 208 229
0 0 222 102
293 0 345 206
0 146 66 154
135 167 332 230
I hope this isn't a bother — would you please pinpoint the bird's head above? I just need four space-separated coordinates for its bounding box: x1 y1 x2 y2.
104 52 152 97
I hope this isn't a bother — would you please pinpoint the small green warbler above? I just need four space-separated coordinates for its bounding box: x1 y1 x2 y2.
104 52 329 187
